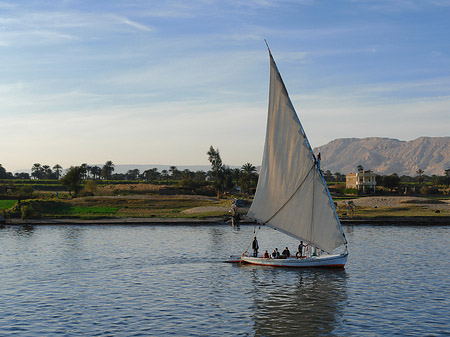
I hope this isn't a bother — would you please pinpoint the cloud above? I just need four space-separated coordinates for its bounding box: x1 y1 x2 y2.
110 15 154 32
0 8 156 48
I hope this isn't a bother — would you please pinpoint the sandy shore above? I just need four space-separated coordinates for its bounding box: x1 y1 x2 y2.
342 196 450 210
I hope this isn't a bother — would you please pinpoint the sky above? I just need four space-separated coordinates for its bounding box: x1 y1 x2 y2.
1 0 450 172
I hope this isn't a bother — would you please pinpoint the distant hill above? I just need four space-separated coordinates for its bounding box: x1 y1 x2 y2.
313 136 450 176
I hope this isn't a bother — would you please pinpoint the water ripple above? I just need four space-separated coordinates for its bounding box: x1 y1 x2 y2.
0 225 449 336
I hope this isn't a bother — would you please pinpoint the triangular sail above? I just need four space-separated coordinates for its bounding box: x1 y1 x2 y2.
247 50 346 253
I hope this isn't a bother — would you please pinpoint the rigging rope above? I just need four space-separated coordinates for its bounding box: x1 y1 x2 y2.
242 223 262 256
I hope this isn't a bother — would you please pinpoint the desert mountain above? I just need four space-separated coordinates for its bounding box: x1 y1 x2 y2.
313 137 450 176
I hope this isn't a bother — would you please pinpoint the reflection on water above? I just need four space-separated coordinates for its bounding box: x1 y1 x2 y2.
249 267 347 336
15 224 35 237
0 224 448 336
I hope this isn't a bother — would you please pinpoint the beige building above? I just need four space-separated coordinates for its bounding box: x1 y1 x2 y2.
346 171 377 193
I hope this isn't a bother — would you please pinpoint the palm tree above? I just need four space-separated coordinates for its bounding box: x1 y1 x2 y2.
42 165 52 179
169 166 180 179
85 165 92 179
31 163 43 179
241 163 256 175
240 163 257 193
90 166 101 180
102 161 115 180
143 168 160 181
53 164 62 179
80 163 88 180
416 169 424 184
161 169 169 182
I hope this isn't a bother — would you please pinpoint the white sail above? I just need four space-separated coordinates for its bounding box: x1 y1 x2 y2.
247 51 346 253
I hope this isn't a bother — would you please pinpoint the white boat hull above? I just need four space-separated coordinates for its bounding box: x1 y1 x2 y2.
240 253 347 268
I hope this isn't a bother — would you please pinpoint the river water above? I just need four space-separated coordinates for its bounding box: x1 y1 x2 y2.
0 224 448 336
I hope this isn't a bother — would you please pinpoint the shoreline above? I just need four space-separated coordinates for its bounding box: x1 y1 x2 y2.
2 216 450 226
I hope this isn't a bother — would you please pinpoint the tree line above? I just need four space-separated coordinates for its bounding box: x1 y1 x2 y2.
1 161 141 181
0 147 260 197
3 157 448 197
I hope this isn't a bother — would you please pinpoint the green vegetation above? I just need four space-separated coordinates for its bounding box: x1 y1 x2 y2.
5 196 232 220
60 166 84 196
1 159 450 222
0 200 16 210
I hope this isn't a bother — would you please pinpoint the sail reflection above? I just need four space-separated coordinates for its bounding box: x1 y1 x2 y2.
249 268 347 336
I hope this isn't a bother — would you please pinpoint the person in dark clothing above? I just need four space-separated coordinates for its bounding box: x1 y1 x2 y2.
271 249 277 258
296 241 305 258
252 237 259 257
282 247 290 258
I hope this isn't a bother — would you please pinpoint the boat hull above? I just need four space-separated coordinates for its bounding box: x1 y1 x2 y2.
224 255 243 263
240 253 347 268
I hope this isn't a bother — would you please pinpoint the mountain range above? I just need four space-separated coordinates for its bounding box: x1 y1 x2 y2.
12 137 449 177
313 136 450 176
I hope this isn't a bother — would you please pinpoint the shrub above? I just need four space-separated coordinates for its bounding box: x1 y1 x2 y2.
343 188 359 195
332 184 345 194
419 186 440 195
20 202 40 219
17 185 34 198
82 180 98 196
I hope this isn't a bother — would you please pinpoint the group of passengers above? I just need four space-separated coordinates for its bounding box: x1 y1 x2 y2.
253 237 308 259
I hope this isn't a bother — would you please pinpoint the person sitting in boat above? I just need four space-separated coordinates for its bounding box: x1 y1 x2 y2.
271 249 277 258
282 247 290 258
252 237 259 257
263 250 270 258
296 241 305 258
272 248 280 259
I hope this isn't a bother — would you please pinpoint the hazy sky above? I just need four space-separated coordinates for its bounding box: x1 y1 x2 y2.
1 0 449 172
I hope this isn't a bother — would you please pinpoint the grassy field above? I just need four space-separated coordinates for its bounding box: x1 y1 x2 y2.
15 196 232 220
0 200 17 211
3 184 450 221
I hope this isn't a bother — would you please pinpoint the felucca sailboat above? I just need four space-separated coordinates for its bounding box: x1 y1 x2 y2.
239 44 348 268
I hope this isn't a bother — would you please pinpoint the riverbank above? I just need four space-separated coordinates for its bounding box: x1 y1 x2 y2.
1 195 449 226
3 215 450 226
4 217 228 226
